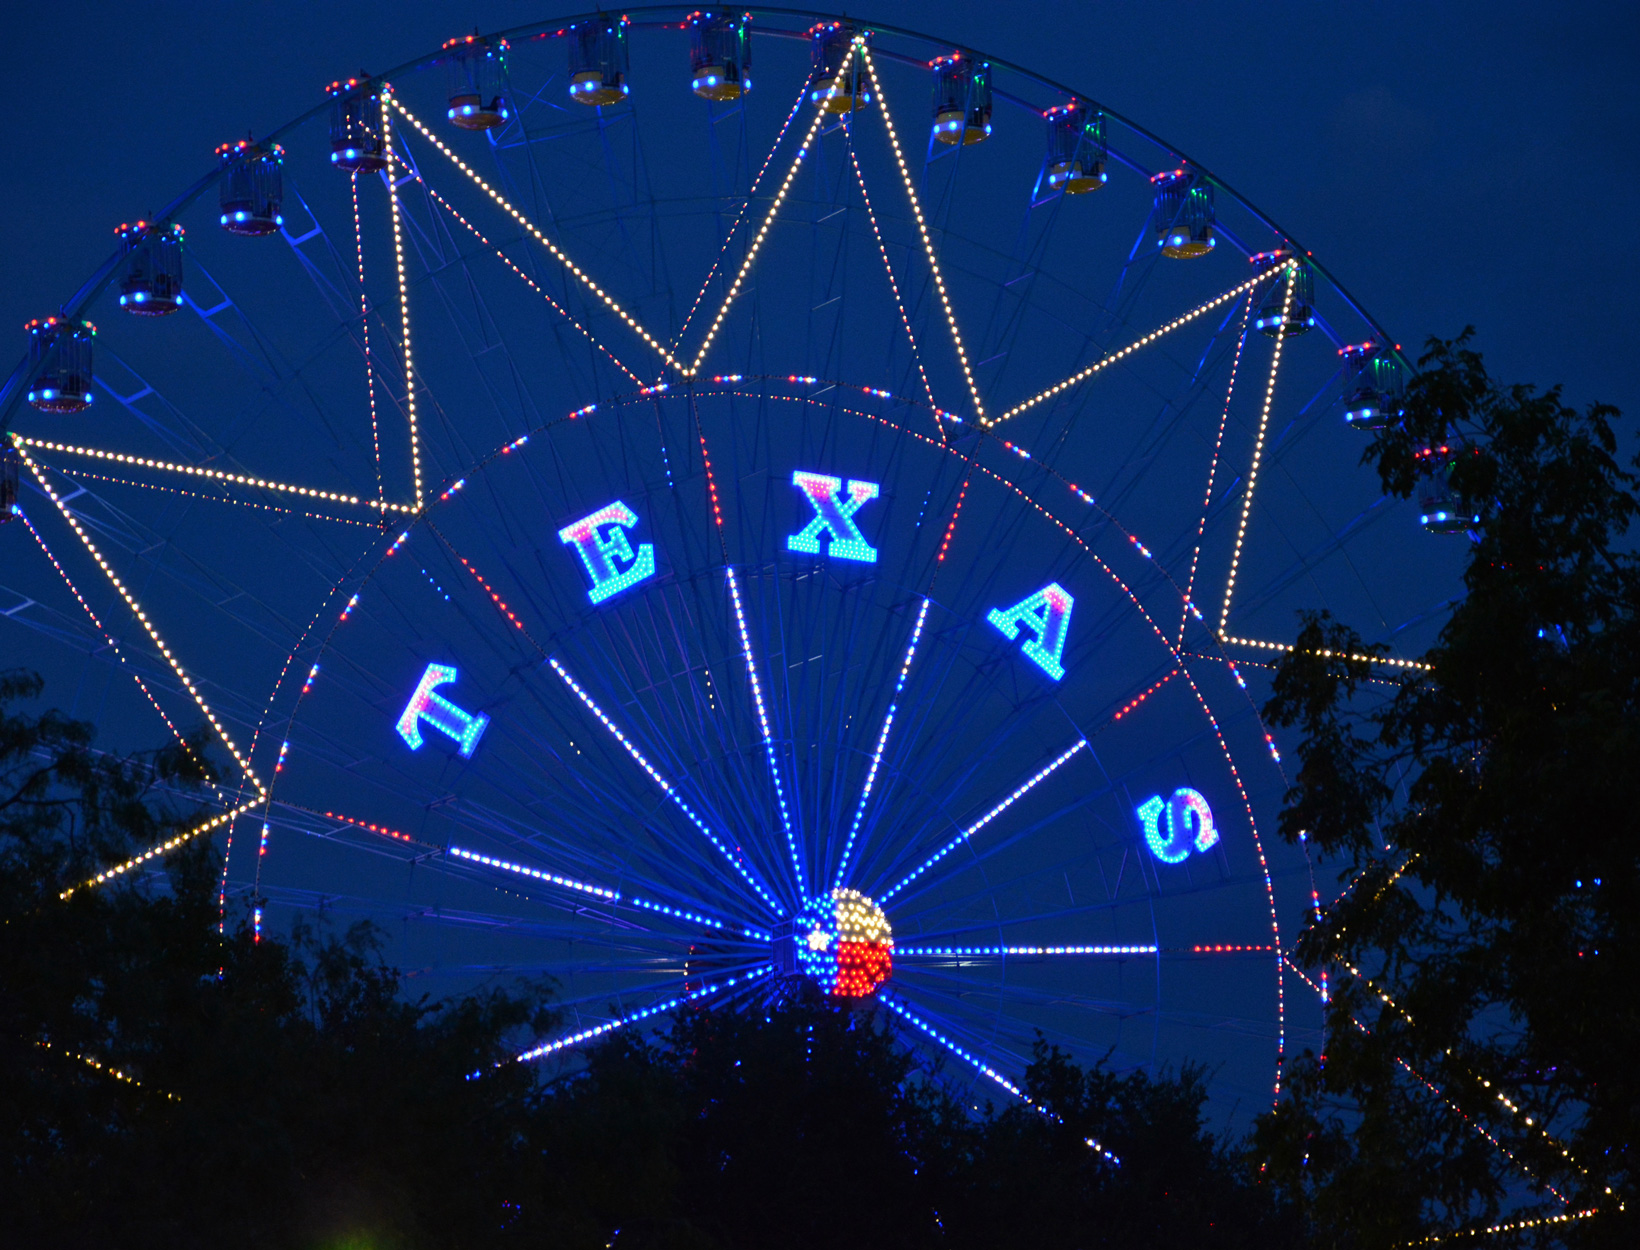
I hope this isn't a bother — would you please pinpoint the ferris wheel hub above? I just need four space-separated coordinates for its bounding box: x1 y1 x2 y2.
772 888 894 998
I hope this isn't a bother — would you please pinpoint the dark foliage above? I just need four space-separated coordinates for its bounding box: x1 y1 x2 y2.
0 669 1291 1249
1252 332 1638 1248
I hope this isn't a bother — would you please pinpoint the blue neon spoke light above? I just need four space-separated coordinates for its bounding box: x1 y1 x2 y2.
986 582 1074 680
396 663 490 758
1136 787 1219 863
558 500 657 603
786 471 880 563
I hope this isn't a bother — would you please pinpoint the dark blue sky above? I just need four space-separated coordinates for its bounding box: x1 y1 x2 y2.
4 0 1636 420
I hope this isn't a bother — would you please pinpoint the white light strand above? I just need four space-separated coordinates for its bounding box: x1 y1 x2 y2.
547 656 784 915
879 993 1021 1096
381 90 424 510
389 94 682 373
16 508 216 779
686 45 856 376
724 565 803 900
1180 296 1252 645
898 944 1157 957
669 80 811 353
992 270 1271 427
858 45 986 422
514 967 772 1063
36 1040 180 1101
16 443 264 793
352 171 386 512
1218 264 1296 634
847 145 937 410
420 179 642 385
10 436 412 513
28 463 383 528
833 597 930 891
59 799 259 899
882 738 1088 901
1220 633 1432 671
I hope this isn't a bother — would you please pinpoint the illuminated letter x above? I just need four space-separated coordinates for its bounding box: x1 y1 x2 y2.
787 471 880 563
558 500 657 604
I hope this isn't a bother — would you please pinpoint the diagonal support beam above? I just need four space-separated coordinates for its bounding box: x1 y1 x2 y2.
389 94 683 374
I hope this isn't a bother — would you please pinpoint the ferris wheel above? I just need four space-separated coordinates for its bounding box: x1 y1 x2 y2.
0 7 1458 1119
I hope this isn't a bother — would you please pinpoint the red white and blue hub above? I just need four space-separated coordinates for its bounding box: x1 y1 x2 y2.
777 888 894 997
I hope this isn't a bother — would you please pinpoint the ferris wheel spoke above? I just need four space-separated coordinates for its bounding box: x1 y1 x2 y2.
847 148 937 411
548 654 785 916
512 964 775 1064
897 943 1157 958
830 595 930 892
389 94 682 375
14 445 265 795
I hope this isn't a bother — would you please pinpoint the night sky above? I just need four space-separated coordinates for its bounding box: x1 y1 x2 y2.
1 2 1633 1128
4 1 1635 419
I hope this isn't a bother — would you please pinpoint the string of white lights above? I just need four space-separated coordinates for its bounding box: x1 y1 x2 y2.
36 1039 180 1101
10 435 413 513
669 79 811 355
882 738 1089 901
27 463 383 528
420 179 642 385
858 45 986 422
381 90 424 510
512 967 773 1063
389 94 682 373
832 597 930 891
16 443 264 793
992 269 1272 427
59 798 260 899
1219 633 1432 672
1179 296 1252 645
685 46 856 376
15 507 216 777
1218 266 1296 634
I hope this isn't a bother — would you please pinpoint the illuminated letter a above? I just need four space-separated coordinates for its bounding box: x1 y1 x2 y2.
986 583 1074 680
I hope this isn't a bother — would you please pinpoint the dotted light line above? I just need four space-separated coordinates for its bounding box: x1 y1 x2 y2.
879 993 1021 1096
15 508 210 775
883 739 1088 901
16 443 263 793
420 179 642 385
1110 669 1177 723
59 799 258 899
389 94 682 373
724 565 802 900
547 656 784 916
352 171 385 511
833 597 930 891
31 464 382 528
1180 296 1252 645
898 944 1157 957
847 144 937 410
1219 634 1432 672
686 45 856 376
670 80 811 353
858 45 985 421
448 844 619 900
10 436 412 513
513 967 772 1063
1399 1210 1601 1248
1218 264 1297 634
381 90 424 510
36 1040 179 1101
992 269 1270 427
